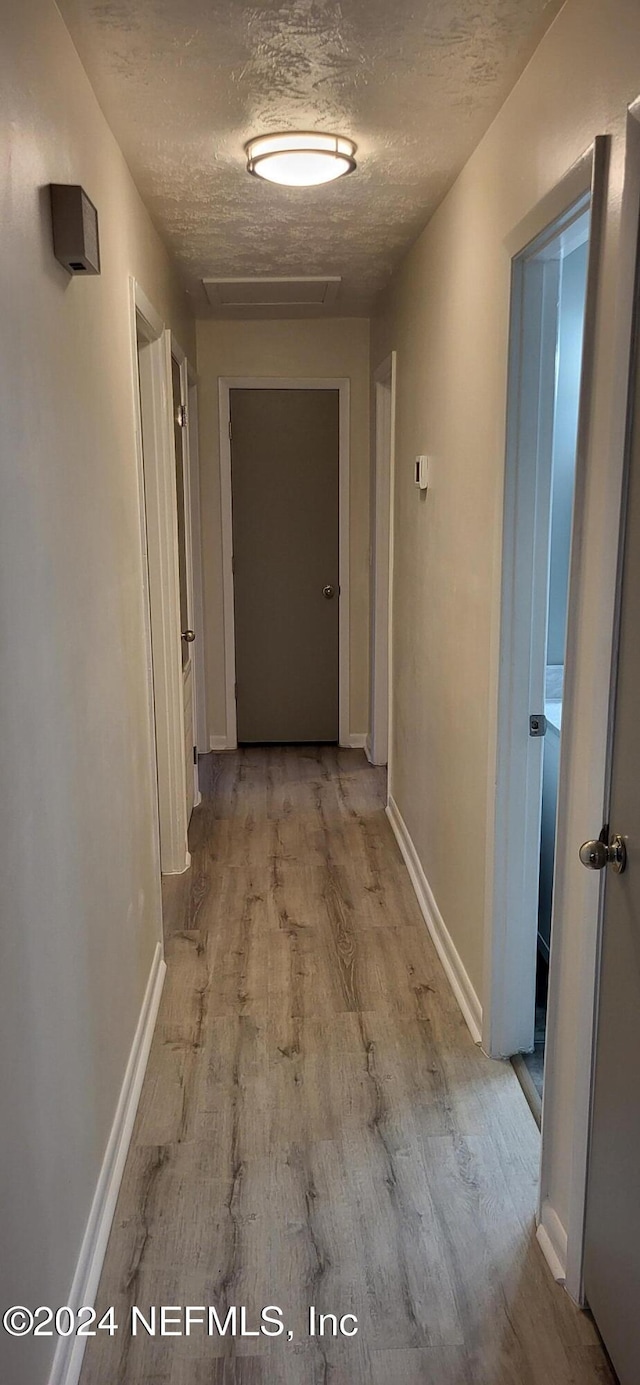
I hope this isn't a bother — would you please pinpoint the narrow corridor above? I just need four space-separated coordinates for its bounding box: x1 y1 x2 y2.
80 749 612 1385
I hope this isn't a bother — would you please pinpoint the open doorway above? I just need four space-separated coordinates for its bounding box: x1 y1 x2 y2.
487 190 592 1119
521 217 590 1113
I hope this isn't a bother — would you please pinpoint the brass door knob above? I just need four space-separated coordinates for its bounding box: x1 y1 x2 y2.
182 629 196 643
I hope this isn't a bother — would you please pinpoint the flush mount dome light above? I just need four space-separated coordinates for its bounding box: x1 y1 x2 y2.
245 132 357 187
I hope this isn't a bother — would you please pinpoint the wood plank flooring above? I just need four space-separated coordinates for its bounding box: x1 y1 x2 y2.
80 747 614 1385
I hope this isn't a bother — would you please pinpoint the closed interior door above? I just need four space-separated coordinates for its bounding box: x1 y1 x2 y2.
230 388 339 743
582 295 640 1383
171 355 195 821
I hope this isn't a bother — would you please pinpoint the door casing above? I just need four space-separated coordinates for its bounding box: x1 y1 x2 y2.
485 142 607 1290
187 365 208 759
367 353 396 768
170 334 201 813
484 114 640 1304
486 184 593 1063
218 377 351 749
129 278 190 875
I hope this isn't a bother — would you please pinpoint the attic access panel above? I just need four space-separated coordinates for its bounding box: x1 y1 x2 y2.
202 276 341 308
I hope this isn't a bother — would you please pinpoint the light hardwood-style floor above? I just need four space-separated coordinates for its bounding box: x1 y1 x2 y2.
80 747 614 1385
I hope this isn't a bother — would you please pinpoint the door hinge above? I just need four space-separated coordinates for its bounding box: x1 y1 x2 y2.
193 745 198 765
529 713 547 737
177 403 187 429
228 419 233 441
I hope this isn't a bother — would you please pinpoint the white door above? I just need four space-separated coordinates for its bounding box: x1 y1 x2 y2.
581 287 640 1384
170 351 197 822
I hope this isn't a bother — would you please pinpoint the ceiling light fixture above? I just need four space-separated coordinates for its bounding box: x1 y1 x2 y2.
245 132 357 188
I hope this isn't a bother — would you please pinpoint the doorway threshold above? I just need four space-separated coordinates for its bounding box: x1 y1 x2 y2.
512 1054 542 1128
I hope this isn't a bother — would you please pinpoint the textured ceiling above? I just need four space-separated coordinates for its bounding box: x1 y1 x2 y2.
58 0 562 316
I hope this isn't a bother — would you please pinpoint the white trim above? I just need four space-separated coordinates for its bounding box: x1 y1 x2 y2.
501 147 599 261
485 172 594 1060
187 368 208 756
347 733 367 749
386 795 482 1045
159 330 190 871
484 234 566 1057
171 337 201 814
338 382 350 748
218 377 351 747
484 144 607 1295
131 281 164 340
169 333 187 367
369 353 397 767
210 733 232 751
130 280 190 875
536 1201 568 1284
127 282 163 930
218 379 238 749
484 146 606 1059
386 355 398 798
48 945 166 1385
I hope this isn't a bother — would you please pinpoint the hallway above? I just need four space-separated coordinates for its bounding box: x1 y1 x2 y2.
80 748 611 1385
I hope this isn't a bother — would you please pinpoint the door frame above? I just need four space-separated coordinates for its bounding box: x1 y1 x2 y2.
129 278 190 874
483 119 640 1301
367 353 396 768
170 333 201 811
218 376 351 748
186 363 208 761
484 170 595 1063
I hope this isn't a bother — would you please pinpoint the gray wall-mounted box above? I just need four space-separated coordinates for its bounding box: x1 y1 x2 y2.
50 184 101 275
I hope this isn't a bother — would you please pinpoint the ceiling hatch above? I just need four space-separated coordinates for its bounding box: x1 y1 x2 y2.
202 276 341 308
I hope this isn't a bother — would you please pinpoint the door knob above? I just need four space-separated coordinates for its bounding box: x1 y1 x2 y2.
579 834 627 874
322 585 335 600
182 629 196 643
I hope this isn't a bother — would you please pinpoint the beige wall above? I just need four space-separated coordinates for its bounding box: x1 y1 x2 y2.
196 317 370 741
372 0 640 1275
0 2 193 1381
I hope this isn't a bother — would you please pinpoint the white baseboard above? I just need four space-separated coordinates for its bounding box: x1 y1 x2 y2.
212 734 368 752
212 734 369 752
536 1199 568 1284
48 943 166 1385
386 795 483 1045
209 733 232 751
